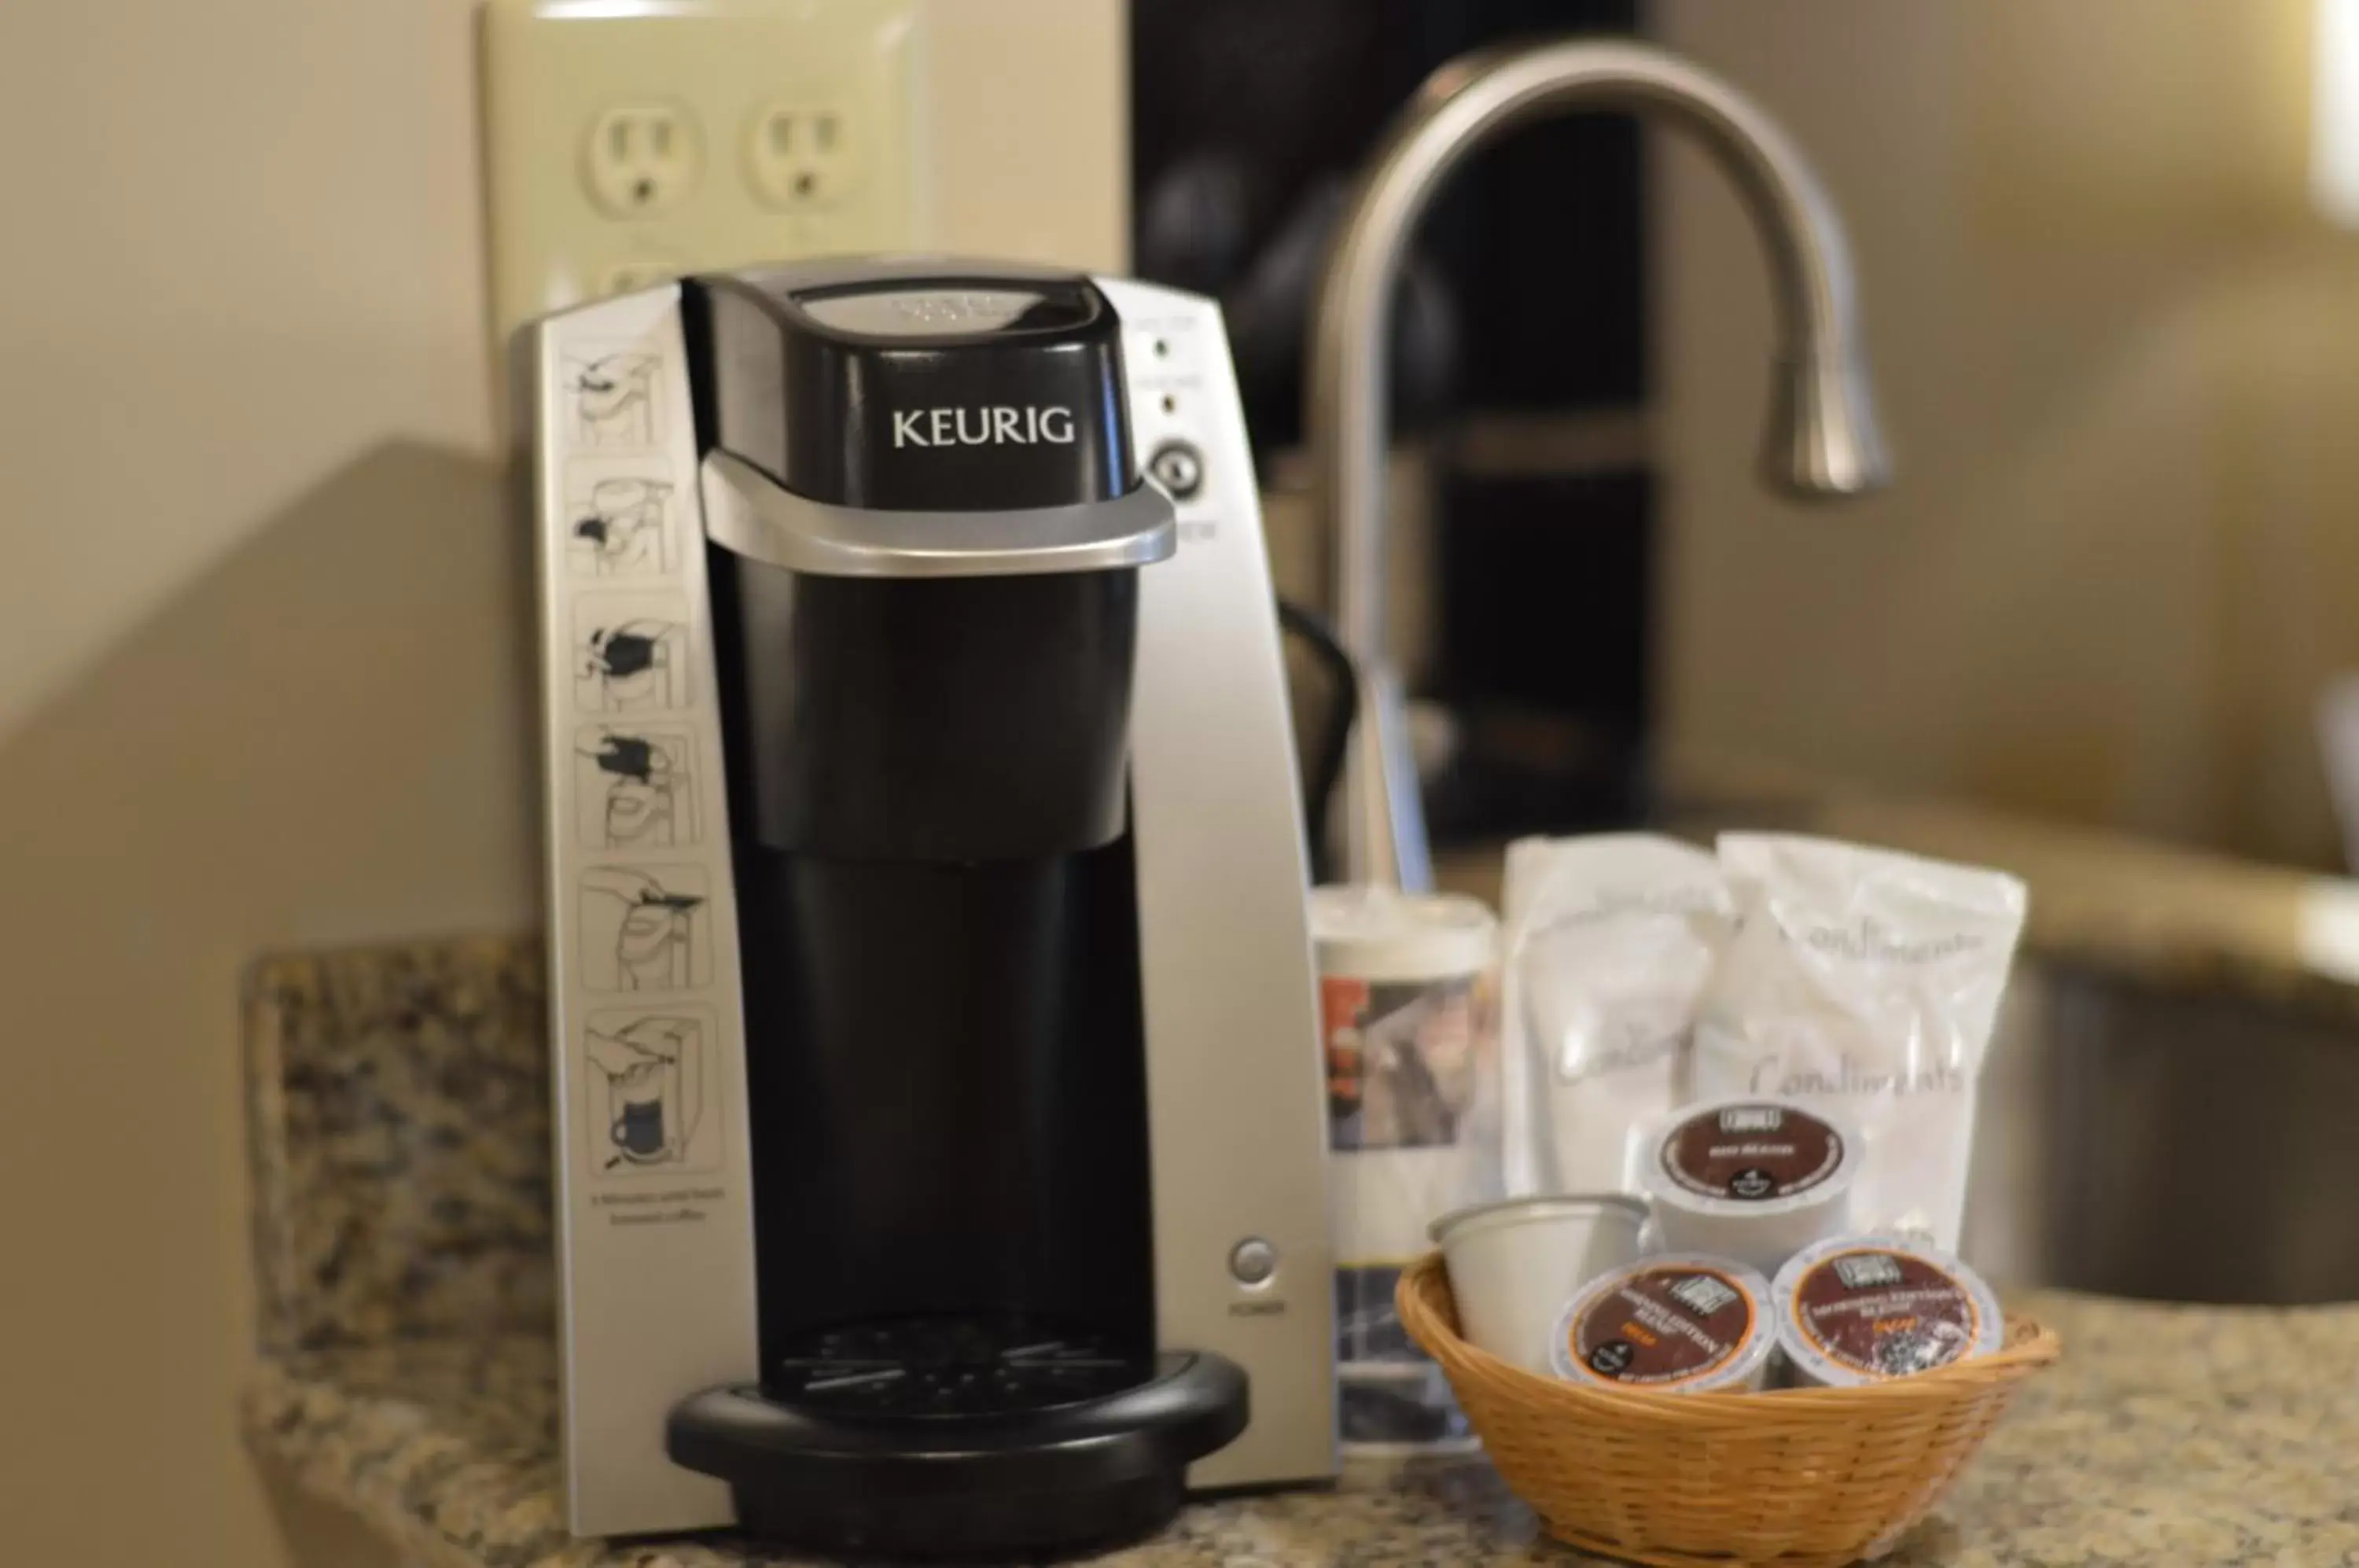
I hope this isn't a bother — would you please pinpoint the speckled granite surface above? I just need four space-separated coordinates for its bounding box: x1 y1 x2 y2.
245 939 553 1353
241 1294 2359 1568
242 933 2359 1566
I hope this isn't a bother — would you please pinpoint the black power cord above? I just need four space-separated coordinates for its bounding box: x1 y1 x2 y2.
1275 598 1357 884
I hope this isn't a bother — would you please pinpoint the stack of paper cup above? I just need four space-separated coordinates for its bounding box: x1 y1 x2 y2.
1312 884 1499 1453
1429 1194 1647 1375
1638 1096 1859 1275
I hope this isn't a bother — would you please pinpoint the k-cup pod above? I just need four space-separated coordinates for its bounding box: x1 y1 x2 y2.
1640 1096 1858 1275
1430 1194 1647 1375
1771 1235 2005 1387
1549 1253 1775 1393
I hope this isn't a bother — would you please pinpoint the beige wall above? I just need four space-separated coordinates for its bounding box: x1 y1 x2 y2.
0 2 1118 1563
0 2 506 1560
1658 0 2359 869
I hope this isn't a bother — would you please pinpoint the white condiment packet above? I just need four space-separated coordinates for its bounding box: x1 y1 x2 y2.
1500 834 1735 1197
1694 834 2029 1249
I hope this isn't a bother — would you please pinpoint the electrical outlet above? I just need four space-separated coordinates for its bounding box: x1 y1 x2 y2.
745 101 859 210
581 103 701 218
483 0 927 356
600 257 688 296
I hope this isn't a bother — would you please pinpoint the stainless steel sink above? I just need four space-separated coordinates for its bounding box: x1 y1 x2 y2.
1966 962 2359 1305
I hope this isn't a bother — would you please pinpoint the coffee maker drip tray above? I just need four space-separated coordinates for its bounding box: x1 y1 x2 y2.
668 1317 1249 1558
766 1315 1157 1417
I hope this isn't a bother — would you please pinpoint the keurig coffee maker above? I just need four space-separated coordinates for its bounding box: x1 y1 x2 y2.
523 259 1337 1554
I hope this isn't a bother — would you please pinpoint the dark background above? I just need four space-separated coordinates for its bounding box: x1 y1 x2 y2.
1131 0 1655 845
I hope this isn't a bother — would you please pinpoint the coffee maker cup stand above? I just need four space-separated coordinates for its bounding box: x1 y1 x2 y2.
671 1342 1248 1554
524 261 1338 1555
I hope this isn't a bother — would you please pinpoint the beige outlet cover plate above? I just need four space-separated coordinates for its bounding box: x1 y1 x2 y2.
483 0 926 358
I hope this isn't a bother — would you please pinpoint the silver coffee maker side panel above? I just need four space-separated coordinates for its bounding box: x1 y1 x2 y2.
1095 276 1340 1490
526 285 760 1537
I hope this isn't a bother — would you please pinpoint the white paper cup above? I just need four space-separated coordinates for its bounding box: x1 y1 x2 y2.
1639 1096 1859 1276
1549 1253 1776 1393
1770 1235 2005 1388
1429 1194 1647 1374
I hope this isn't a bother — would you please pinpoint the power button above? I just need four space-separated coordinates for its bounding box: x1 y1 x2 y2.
1148 440 1205 500
1228 1237 1278 1286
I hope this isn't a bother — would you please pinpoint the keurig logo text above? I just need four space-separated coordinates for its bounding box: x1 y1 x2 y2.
892 406 1078 449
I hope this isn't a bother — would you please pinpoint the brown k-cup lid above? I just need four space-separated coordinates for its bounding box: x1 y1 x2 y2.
1771 1235 2005 1386
1647 1097 1855 1209
1548 1253 1774 1393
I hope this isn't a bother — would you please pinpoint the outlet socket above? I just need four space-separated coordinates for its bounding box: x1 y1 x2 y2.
745 101 858 209
600 256 688 296
582 102 701 217
484 0 927 355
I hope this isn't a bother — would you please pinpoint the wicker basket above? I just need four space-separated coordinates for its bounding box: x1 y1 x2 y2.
1397 1251 2060 1568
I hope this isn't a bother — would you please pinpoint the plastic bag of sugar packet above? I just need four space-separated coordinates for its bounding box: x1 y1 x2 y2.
1500 834 1736 1198
1693 834 2029 1250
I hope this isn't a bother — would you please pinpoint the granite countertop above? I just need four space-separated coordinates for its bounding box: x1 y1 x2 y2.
241 931 2359 1568
244 1294 2359 1568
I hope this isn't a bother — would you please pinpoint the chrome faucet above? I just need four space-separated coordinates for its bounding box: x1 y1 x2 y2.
1308 39 1890 891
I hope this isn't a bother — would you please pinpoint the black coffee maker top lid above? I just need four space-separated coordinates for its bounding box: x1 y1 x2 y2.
693 259 1135 513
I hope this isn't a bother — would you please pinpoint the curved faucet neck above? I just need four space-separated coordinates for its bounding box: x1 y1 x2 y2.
1308 38 1887 890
